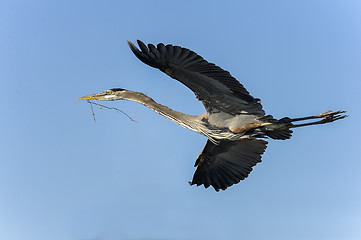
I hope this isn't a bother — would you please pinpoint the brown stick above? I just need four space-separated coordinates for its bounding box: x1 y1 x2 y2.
86 100 137 122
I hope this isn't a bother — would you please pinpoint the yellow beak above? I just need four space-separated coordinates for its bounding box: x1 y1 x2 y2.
77 93 106 100
77 96 95 100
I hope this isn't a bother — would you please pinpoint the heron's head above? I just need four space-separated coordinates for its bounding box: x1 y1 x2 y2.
78 88 128 101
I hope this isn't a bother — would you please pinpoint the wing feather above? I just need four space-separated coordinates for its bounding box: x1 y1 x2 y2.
191 139 268 191
127 40 265 116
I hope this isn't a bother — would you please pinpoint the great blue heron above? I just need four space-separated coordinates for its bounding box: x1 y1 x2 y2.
78 40 347 191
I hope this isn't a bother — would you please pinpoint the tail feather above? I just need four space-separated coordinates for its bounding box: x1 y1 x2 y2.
261 115 293 140
266 129 293 140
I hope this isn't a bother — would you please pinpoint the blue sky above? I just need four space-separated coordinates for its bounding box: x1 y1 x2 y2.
1 1 360 240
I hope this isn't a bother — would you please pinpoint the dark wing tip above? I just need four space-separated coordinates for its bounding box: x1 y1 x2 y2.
126 40 133 46
127 40 163 68
191 139 268 191
127 40 138 52
127 40 145 62
127 40 144 61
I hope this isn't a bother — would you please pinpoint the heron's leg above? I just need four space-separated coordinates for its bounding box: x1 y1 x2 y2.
289 110 347 128
281 111 344 122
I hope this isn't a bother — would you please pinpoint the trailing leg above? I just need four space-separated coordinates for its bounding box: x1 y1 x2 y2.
280 110 347 129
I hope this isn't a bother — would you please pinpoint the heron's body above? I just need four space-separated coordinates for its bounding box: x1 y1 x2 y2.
79 40 346 191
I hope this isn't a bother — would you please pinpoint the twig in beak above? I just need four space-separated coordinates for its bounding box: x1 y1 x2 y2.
93 99 102 111
88 100 96 122
86 100 137 122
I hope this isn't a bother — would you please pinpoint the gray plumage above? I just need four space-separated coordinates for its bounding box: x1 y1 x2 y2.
79 40 347 191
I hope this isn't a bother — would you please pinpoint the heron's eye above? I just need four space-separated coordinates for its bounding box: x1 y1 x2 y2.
107 90 113 94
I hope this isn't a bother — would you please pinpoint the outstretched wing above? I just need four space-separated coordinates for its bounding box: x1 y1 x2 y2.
128 40 265 116
190 139 268 191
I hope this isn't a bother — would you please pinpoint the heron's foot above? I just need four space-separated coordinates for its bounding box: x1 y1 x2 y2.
290 110 347 128
316 110 345 118
318 110 347 123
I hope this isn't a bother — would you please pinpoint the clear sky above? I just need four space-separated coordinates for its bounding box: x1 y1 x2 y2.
1 1 360 240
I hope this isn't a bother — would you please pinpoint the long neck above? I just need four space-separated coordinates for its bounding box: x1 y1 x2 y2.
120 91 202 131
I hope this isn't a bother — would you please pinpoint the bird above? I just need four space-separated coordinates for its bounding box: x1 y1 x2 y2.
78 40 347 191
